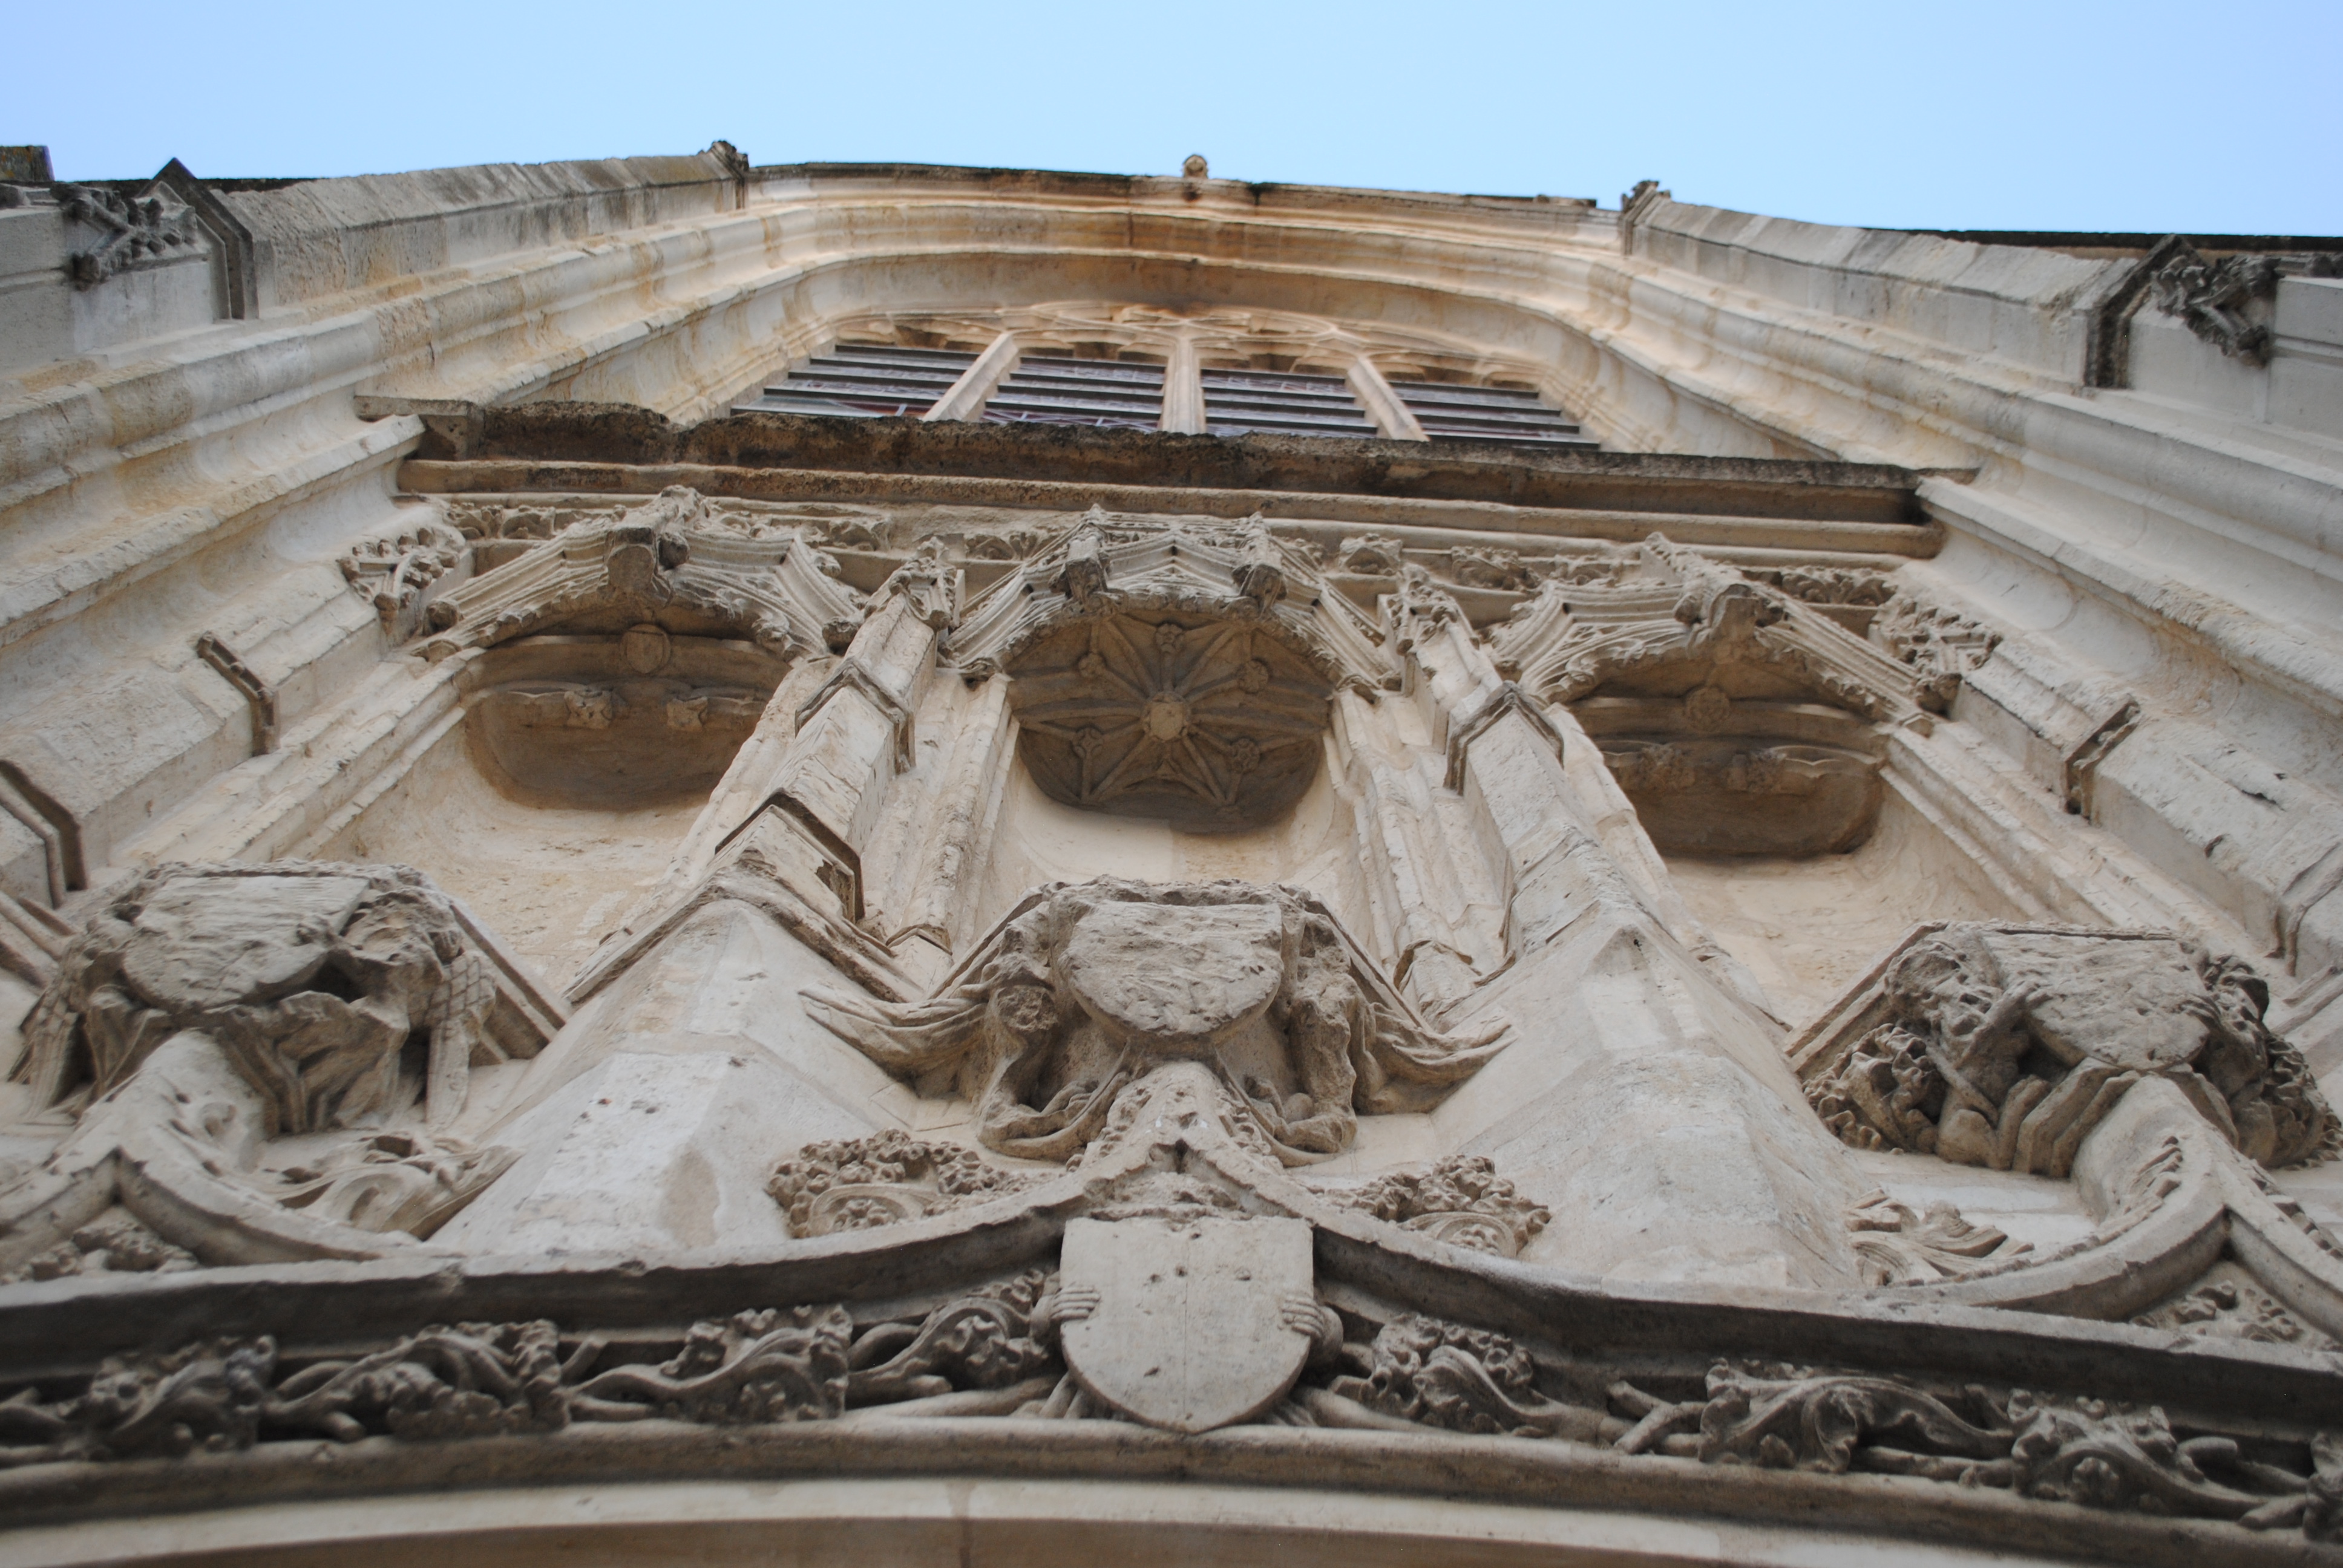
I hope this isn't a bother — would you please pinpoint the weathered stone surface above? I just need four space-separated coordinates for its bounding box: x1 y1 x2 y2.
4 146 2343 1567
1058 1215 1316 1433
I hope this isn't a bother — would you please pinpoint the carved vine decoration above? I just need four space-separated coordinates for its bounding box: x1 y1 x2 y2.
1308 1155 1552 1258
6 1290 2341 1546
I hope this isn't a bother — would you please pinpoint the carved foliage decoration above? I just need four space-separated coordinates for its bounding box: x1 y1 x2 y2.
767 1131 1040 1238
2148 245 2283 365
7 1283 2343 1546
57 185 200 286
1803 924 2332 1174
801 878 1505 1166
1490 534 1938 720
1312 1155 1552 1257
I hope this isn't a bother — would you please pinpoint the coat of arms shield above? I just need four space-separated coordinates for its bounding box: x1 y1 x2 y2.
1059 1214 1316 1434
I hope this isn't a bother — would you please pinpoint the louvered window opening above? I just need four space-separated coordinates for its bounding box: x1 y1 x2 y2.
735 344 975 418
1200 368 1377 438
1389 379 1594 446
981 356 1164 431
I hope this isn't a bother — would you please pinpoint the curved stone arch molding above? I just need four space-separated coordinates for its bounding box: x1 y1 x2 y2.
513 238 1775 456
1881 1077 2343 1340
5 1051 2341 1567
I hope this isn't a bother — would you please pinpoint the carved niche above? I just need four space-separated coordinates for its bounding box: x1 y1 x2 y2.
801 878 1505 1165
1797 923 2333 1175
412 487 865 809
0 862 559 1269
1490 534 1933 857
947 509 1395 829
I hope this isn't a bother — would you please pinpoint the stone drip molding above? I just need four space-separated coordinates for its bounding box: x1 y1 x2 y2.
0 1074 2339 1565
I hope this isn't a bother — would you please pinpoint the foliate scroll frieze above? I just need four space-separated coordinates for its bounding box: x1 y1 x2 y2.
0 1274 1073 1467
1328 1313 1613 1441
1311 1155 1550 1256
767 1131 1040 1238
1802 924 2333 1174
1610 1363 2341 1537
8 1284 2343 1545
801 879 1505 1167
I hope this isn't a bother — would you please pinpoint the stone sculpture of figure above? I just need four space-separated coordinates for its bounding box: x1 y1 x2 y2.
801 878 1507 1166
0 862 529 1268
1811 924 2331 1175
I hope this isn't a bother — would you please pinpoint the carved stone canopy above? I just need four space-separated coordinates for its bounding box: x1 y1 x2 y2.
801 878 1506 1166
1488 535 1960 856
949 511 1397 829
1795 923 2333 1175
417 485 862 663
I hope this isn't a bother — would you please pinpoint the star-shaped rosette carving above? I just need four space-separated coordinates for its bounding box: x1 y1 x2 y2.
1010 612 1329 826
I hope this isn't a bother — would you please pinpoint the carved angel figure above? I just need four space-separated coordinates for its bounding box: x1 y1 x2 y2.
1810 924 2330 1174
801 878 1506 1165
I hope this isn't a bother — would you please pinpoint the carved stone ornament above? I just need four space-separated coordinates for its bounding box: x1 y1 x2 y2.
1057 1214 1319 1432
2148 244 2284 365
946 509 1395 828
1310 1154 1552 1257
1800 923 2333 1175
1490 534 1940 720
767 1130 1040 1238
0 863 557 1272
416 485 860 663
57 185 201 287
801 878 1507 1166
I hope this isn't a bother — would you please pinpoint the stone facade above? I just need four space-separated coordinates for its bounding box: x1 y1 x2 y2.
1 146 2341 1565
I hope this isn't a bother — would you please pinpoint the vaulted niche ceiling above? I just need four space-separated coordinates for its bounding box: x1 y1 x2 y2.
1005 612 1331 831
955 511 1395 836
465 632 779 811
1490 538 2031 1022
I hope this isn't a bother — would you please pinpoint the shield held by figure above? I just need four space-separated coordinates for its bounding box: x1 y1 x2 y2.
1058 1214 1316 1434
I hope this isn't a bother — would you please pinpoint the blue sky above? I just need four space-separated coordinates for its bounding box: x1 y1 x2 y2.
10 0 2339 234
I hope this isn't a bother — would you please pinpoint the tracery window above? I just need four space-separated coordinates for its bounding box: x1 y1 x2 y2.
730 304 1595 446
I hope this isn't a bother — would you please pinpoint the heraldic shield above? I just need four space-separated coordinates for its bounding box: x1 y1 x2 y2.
1059 1214 1317 1434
